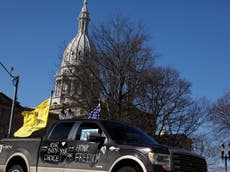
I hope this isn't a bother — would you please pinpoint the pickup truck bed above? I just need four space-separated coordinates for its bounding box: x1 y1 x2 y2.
0 138 41 172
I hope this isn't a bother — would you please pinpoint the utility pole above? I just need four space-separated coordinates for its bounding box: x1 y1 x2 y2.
0 61 19 138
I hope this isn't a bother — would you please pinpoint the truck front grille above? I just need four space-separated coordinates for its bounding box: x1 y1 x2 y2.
172 152 207 172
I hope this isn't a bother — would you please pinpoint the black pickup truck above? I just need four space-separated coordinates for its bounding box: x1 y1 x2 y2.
0 119 207 172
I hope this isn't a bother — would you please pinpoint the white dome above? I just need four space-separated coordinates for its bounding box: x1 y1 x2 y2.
60 0 90 70
61 33 91 67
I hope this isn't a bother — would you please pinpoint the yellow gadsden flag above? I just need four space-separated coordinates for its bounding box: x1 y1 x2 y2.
14 98 51 137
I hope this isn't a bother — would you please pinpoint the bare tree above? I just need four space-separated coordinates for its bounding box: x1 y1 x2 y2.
136 67 208 137
192 133 221 172
209 91 230 140
89 14 155 120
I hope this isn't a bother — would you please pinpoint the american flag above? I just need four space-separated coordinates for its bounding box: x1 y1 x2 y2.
88 103 101 120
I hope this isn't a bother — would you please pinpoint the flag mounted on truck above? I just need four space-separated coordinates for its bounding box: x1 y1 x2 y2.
14 98 51 137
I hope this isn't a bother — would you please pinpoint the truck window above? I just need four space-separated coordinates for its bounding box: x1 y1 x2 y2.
49 122 74 140
125 125 158 145
102 121 125 144
102 121 157 145
76 123 103 141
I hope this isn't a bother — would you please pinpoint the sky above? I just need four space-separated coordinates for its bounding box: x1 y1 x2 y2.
0 0 229 108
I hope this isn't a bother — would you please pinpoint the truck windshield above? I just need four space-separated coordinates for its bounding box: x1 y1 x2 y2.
102 121 158 146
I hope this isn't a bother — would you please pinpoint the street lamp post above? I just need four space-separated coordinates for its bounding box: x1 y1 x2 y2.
0 62 19 138
8 76 19 137
221 143 230 172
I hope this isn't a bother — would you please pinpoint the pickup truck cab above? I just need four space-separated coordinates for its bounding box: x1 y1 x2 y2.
0 119 207 172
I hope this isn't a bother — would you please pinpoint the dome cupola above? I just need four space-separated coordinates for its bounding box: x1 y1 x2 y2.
60 0 91 69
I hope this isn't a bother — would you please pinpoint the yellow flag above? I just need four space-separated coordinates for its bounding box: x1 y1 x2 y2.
13 110 37 137
14 98 51 137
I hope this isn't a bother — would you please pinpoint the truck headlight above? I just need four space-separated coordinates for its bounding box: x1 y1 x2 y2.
148 152 171 171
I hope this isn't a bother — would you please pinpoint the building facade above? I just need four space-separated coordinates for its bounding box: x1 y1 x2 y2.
0 92 24 137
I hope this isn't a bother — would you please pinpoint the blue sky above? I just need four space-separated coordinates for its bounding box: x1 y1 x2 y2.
0 0 229 107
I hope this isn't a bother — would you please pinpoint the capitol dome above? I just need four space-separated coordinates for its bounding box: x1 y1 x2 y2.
61 0 91 69
53 0 92 109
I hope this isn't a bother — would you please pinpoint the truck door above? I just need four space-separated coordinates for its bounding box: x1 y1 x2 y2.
64 122 108 172
37 121 75 172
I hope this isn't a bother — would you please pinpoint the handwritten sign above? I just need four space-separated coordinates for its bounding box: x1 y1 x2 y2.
0 144 13 153
40 142 101 165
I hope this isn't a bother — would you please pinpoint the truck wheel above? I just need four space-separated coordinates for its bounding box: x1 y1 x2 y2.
117 166 141 172
8 165 24 172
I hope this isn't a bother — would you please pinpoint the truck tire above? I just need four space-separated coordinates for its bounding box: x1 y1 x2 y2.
8 165 24 172
117 166 141 172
